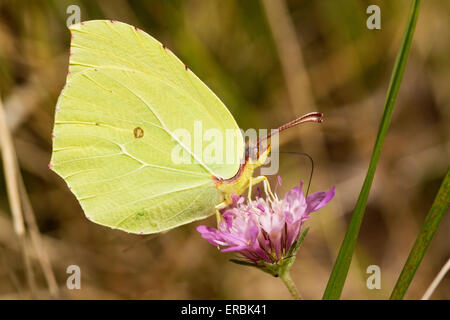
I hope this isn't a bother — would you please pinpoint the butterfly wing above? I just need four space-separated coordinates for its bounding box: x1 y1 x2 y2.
50 20 243 234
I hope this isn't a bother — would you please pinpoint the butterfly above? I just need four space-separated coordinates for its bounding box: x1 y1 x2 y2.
50 20 322 234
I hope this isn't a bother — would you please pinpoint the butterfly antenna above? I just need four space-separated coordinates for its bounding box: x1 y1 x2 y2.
256 112 323 156
277 112 324 134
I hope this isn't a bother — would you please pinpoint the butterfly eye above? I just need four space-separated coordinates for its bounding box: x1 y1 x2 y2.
244 146 249 159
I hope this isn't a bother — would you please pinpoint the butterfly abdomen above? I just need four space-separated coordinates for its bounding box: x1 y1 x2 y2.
213 145 271 203
214 161 255 204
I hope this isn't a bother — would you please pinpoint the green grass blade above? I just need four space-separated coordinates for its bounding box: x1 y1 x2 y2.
390 168 450 300
322 0 421 300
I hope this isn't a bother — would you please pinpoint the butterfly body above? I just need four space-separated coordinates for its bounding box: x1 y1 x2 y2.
51 20 321 234
215 146 271 204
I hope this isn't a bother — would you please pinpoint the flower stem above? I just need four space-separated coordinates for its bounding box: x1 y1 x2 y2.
280 270 302 300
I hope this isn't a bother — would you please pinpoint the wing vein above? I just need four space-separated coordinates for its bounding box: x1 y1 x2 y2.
100 71 215 175
110 181 211 227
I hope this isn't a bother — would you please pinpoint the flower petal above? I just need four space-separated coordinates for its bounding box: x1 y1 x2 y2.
221 245 250 252
197 179 335 265
306 186 336 212
196 225 225 246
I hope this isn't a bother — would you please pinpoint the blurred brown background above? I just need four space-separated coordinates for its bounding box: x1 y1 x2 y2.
0 0 448 299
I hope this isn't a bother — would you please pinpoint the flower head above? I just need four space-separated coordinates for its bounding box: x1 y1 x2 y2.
197 181 335 264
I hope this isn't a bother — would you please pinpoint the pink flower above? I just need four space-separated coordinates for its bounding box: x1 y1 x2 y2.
197 181 335 264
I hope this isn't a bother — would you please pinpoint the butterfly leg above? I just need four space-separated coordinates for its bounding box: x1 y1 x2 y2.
215 201 227 227
248 177 253 199
215 201 227 210
250 175 276 201
214 201 228 250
